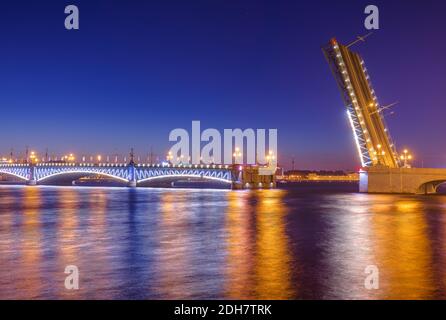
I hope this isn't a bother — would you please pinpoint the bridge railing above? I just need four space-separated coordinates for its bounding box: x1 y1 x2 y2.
0 162 276 189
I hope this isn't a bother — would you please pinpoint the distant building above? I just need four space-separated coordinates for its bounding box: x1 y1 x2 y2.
279 170 359 182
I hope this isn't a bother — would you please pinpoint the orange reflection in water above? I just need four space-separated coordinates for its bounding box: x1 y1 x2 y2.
224 190 294 299
55 187 82 299
82 189 110 298
434 197 446 293
56 188 80 265
0 188 16 234
15 187 44 299
254 190 294 299
371 196 435 299
223 191 255 298
154 191 196 299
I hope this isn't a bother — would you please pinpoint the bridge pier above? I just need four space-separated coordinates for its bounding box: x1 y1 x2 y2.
127 160 137 188
233 166 276 189
360 166 446 194
127 180 137 188
27 165 37 185
420 182 437 194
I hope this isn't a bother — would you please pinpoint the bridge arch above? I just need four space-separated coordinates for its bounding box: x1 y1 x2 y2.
137 174 232 185
0 170 29 181
417 180 446 194
36 170 129 183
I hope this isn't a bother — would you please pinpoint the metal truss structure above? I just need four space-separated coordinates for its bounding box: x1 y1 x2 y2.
0 165 30 181
0 163 233 185
323 38 399 168
34 164 130 182
136 166 232 184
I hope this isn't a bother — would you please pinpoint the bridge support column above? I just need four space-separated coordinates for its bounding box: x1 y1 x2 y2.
27 165 37 186
127 159 137 188
233 166 276 189
359 170 368 193
127 180 137 188
420 182 437 195
362 166 446 194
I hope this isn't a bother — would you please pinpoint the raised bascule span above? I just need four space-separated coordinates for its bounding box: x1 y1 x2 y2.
323 37 446 194
323 38 400 169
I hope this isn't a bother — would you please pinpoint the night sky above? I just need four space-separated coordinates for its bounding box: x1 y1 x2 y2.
1 0 445 169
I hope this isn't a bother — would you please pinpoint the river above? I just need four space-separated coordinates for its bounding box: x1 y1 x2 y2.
0 183 445 299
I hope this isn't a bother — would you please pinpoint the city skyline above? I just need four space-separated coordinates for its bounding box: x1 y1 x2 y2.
1 0 446 170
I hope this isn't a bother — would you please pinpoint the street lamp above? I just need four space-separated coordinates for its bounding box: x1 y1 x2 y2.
265 150 276 167
375 144 386 164
233 147 242 164
400 149 412 168
166 151 173 163
29 151 37 164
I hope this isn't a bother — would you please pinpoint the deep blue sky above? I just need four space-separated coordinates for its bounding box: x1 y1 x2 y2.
1 0 445 169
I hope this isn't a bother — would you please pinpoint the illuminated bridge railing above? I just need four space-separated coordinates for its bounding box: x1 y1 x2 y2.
0 163 234 186
135 166 233 184
0 164 30 181
34 163 131 182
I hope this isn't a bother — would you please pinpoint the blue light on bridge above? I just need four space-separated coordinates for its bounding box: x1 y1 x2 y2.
0 162 234 187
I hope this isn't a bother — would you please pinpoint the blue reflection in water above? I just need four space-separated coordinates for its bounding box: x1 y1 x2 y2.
0 183 446 299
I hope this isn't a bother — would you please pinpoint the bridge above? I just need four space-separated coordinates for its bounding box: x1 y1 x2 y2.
324 37 446 194
0 161 276 190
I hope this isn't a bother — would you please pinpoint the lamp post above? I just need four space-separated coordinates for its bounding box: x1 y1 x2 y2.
166 151 173 164
232 147 242 164
29 151 38 164
265 150 276 167
374 144 386 164
400 149 412 168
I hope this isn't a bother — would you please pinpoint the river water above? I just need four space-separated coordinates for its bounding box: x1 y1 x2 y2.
0 183 445 299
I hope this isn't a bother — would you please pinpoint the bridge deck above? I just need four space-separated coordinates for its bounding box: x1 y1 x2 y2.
0 163 276 189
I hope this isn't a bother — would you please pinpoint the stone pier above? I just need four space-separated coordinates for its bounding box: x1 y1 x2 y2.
232 166 276 189
360 166 446 194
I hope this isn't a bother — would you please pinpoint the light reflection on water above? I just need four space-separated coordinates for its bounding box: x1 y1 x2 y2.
0 184 446 299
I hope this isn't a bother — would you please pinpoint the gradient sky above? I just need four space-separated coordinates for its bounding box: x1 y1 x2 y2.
1 0 445 169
